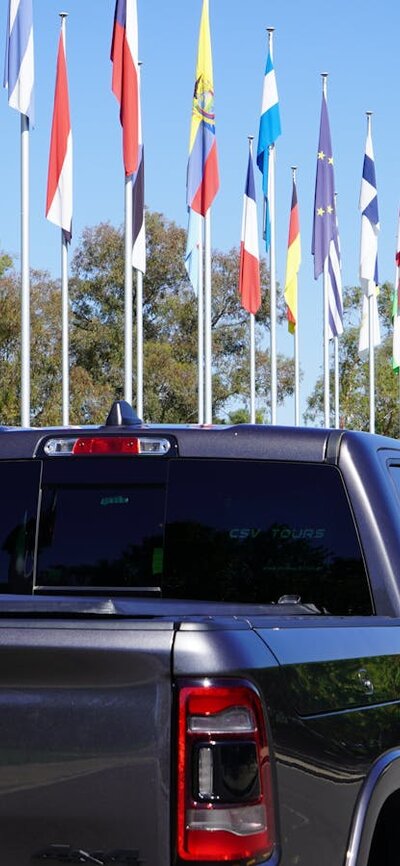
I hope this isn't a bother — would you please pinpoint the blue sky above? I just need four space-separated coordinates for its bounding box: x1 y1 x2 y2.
1 0 399 424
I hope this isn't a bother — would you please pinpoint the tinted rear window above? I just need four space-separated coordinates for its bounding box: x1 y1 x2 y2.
34 457 371 615
162 459 371 614
0 461 40 594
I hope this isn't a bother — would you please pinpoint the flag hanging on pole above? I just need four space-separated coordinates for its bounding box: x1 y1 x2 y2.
185 209 202 295
132 65 145 273
3 0 34 122
358 119 380 353
238 144 261 315
46 20 72 242
392 210 400 372
256 45 281 251
311 92 343 337
284 176 301 334
111 0 139 176
186 0 219 216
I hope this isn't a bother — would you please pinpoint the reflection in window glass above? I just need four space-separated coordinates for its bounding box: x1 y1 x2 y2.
0 461 40 594
36 484 165 589
163 459 372 614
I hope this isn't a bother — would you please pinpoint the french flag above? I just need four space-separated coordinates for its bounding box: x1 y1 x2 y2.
111 0 139 177
45 20 72 241
239 147 261 315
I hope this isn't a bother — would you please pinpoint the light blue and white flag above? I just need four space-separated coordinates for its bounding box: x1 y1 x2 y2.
359 121 380 352
256 48 281 251
185 208 202 295
3 0 34 122
328 223 343 339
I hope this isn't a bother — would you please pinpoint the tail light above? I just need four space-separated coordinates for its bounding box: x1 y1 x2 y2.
177 680 275 863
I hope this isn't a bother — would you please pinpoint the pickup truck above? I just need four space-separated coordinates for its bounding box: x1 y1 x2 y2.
2 400 400 866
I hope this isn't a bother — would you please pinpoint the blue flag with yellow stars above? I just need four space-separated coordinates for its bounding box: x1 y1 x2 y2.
312 92 338 280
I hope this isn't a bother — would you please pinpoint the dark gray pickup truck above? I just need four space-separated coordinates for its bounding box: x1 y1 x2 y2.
2 401 400 866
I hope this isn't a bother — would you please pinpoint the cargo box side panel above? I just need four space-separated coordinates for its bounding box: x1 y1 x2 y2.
0 623 174 866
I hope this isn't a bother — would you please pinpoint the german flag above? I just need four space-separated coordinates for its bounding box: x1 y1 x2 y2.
284 177 301 334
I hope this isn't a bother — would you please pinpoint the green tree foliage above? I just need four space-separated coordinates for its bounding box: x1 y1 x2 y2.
305 282 400 436
0 213 295 425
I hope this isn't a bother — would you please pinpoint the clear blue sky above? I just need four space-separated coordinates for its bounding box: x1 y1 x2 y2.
0 0 399 423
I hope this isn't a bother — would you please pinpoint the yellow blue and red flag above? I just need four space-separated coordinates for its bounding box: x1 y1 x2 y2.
186 0 219 216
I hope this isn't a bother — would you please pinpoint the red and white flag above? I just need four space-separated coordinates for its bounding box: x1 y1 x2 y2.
45 20 72 240
239 146 261 315
111 0 139 176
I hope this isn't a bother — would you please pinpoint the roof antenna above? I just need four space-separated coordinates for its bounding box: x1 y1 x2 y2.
104 400 142 427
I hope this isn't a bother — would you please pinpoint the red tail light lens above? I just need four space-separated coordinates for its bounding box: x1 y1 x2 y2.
71 436 140 454
177 681 275 863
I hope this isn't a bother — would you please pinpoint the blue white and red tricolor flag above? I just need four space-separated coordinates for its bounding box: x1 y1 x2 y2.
3 0 34 122
239 146 261 315
46 21 73 242
186 0 219 216
111 0 139 176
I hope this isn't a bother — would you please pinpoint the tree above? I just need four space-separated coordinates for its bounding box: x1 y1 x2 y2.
305 282 400 436
69 212 295 424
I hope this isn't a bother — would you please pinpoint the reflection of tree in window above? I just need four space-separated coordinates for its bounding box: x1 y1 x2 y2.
164 521 370 614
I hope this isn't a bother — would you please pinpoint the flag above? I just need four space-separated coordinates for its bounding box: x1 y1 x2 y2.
111 0 139 176
359 123 379 295
256 46 281 251
45 22 72 242
392 210 400 372
284 177 301 334
358 120 380 353
311 92 343 337
185 209 202 295
186 0 219 216
238 147 261 315
3 0 34 122
132 66 145 273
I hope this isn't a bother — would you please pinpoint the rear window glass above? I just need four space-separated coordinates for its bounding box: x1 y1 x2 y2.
162 460 371 614
35 457 371 615
0 461 40 594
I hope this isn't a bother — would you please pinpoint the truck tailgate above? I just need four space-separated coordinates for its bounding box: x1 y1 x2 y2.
0 618 174 866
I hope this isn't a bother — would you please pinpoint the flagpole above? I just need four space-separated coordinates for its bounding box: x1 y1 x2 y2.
136 61 144 420
321 73 330 428
125 176 133 406
59 13 69 427
136 269 143 418
333 190 339 428
291 166 300 427
267 28 277 426
250 314 256 423
21 113 30 427
198 218 204 424
366 111 375 434
204 210 212 424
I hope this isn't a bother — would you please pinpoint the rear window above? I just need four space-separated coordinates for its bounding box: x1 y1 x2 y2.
163 459 371 614
33 457 371 615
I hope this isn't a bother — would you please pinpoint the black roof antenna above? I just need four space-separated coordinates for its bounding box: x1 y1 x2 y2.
104 400 142 427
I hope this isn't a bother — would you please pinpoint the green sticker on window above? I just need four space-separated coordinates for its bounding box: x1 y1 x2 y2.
152 547 163 575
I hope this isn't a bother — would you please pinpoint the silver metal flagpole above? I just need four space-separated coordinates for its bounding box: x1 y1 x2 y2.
250 313 256 423
125 175 133 406
366 111 375 434
268 27 277 426
334 190 340 429
248 136 257 424
322 73 330 428
204 210 212 424
292 166 300 427
136 61 144 419
136 269 143 418
21 113 30 427
60 13 69 427
198 216 204 424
